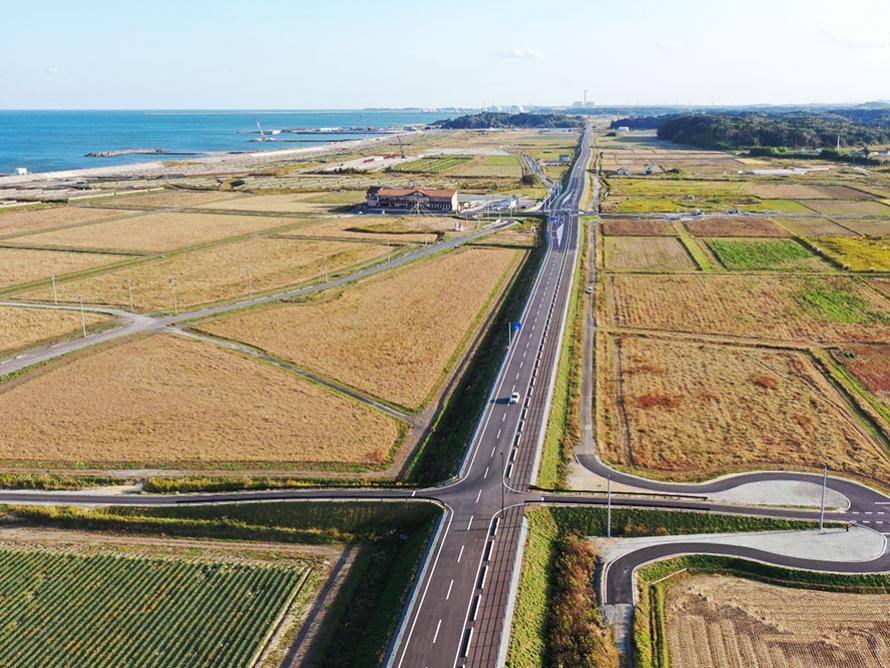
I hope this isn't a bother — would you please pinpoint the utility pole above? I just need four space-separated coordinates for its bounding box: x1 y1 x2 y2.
127 278 134 311
819 465 828 530
51 273 58 304
607 475 612 538
169 278 178 316
79 296 86 337
246 267 253 300
324 255 329 283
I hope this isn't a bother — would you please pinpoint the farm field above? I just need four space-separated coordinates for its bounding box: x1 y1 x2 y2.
0 307 111 356
0 205 132 238
279 216 439 244
389 154 473 174
601 219 676 236
16 237 390 312
604 236 694 272
597 335 888 483
194 191 365 213
7 211 287 253
98 190 245 208
608 273 890 343
445 155 523 178
838 218 890 236
200 246 524 410
665 574 890 668
0 334 401 467
0 247 129 291
775 216 858 237
745 182 831 199
836 344 890 408
0 546 308 668
343 215 470 240
706 238 827 271
799 199 890 216
811 236 890 271
682 217 789 237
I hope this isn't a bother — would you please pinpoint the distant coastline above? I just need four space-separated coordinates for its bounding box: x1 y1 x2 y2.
0 109 454 175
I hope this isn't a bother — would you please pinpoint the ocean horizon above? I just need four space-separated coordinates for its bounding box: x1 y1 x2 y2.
0 109 456 175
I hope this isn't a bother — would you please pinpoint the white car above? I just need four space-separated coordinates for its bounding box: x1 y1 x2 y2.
509 392 520 404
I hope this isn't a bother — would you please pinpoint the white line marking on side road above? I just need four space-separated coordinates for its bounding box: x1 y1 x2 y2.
483 466 489 479
496 429 501 440
432 619 442 644
475 489 482 504
446 579 454 600
467 516 474 531
457 545 465 563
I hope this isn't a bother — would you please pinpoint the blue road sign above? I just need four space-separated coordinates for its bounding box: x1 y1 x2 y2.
512 321 522 331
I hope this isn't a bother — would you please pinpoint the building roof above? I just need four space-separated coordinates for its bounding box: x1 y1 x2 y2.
374 187 457 198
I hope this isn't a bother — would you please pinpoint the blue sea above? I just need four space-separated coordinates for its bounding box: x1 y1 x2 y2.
0 110 455 175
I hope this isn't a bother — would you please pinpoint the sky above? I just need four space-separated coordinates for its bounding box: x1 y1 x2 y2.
1 0 889 109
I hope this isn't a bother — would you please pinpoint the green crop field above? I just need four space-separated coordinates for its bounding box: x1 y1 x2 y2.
0 548 305 667
708 238 821 271
389 154 473 174
796 282 890 324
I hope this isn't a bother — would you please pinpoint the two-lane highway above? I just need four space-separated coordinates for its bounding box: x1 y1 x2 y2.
388 127 593 667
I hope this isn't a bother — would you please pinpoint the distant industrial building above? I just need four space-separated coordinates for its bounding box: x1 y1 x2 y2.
366 186 459 212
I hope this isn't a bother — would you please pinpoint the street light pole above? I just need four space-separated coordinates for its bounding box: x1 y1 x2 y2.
170 278 178 316
246 267 253 301
607 475 612 538
127 277 134 311
51 273 58 304
79 296 86 337
819 465 828 531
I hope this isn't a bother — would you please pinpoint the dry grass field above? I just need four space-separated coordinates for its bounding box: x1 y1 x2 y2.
815 184 876 200
17 237 388 312
775 217 858 237
0 247 128 290
811 236 890 271
800 199 890 216
682 217 790 237
0 334 400 466
609 274 890 343
601 219 676 236
604 237 694 272
100 190 245 208
194 191 365 213
598 335 888 482
201 247 523 409
282 217 437 244
746 182 830 199
839 218 890 236
8 211 286 253
0 307 110 356
837 344 890 408
665 574 890 668
0 206 132 238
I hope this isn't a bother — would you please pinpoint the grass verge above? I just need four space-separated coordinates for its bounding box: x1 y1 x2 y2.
506 506 821 667
536 220 587 488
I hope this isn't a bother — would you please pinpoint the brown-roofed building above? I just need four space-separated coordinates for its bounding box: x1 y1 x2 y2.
366 186 459 212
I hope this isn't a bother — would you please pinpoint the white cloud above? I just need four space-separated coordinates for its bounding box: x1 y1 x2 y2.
816 30 890 49
493 47 544 60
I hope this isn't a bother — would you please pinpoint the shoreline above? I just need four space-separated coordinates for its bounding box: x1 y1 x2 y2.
0 130 430 188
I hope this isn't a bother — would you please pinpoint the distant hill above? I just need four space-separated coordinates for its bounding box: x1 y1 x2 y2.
608 112 890 150
433 112 584 129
